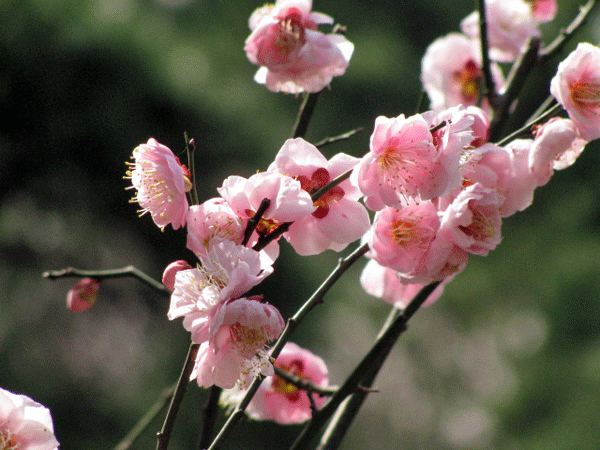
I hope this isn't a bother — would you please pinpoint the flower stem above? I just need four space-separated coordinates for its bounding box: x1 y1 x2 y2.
291 92 321 139
156 343 200 450
289 281 442 450
42 266 171 297
112 384 176 450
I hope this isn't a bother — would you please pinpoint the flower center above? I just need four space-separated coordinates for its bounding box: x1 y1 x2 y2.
458 208 496 242
276 9 306 55
570 80 600 110
0 430 20 450
272 359 306 401
296 168 345 219
454 60 482 102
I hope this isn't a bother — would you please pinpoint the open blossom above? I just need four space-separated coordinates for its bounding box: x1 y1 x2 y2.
461 0 541 63
367 202 440 275
127 138 191 230
66 277 99 312
0 388 59 450
221 342 329 424
245 0 354 93
352 114 440 211
168 239 273 344
186 198 245 259
529 118 588 185
191 296 285 389
218 171 316 238
267 138 370 255
550 43 600 141
360 259 448 309
437 183 503 256
421 33 504 113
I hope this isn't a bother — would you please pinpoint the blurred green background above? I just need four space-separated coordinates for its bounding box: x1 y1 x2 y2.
1 0 600 449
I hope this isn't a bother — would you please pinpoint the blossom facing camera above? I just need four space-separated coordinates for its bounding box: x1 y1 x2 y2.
66 277 99 312
550 43 600 141
191 296 285 389
0 387 59 450
127 138 191 230
244 0 354 93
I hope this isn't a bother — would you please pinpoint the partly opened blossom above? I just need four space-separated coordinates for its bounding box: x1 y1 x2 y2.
437 183 503 256
461 0 541 62
66 277 99 312
529 118 588 185
550 43 600 141
221 342 329 424
191 296 285 389
162 260 193 291
528 0 557 23
267 138 370 255
352 114 440 211
360 259 448 309
421 33 504 113
127 138 191 230
168 239 273 344
218 171 316 238
0 387 59 450
245 0 354 93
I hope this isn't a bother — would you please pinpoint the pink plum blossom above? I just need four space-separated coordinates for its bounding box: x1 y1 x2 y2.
218 171 316 238
227 342 329 424
168 239 273 344
550 43 600 141
127 138 191 230
421 33 504 113
527 0 557 23
162 260 193 291
186 198 245 259
437 183 503 256
360 259 448 309
245 0 354 93
367 202 440 275
529 118 588 185
66 277 99 312
461 0 541 63
352 114 441 211
464 141 538 217
191 296 285 389
267 138 370 255
0 388 59 450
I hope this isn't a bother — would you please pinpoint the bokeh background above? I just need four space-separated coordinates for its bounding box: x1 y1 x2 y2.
2 0 600 449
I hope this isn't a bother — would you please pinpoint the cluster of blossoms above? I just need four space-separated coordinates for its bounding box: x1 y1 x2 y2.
0 388 59 450
93 0 600 428
421 0 557 114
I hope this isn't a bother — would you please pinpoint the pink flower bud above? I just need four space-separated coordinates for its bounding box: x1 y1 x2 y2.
162 260 193 291
66 278 99 312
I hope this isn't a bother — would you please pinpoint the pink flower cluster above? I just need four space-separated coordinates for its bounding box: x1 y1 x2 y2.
244 0 354 93
421 0 558 113
0 388 59 450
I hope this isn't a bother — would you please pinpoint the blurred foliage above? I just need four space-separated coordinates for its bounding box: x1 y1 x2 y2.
1 0 600 449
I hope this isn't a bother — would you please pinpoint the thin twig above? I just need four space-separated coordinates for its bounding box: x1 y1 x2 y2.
477 0 500 109
156 343 200 450
289 282 442 450
112 384 176 450
198 386 222 450
43 266 171 297
292 92 321 139
311 169 353 203
539 0 598 64
314 127 365 148
242 198 271 246
184 132 200 206
497 102 563 146
273 366 338 397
